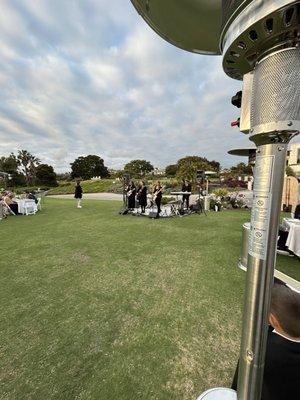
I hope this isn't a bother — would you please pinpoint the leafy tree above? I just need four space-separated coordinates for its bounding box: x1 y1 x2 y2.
0 154 18 174
113 170 125 179
208 160 220 172
230 162 252 176
286 166 296 177
16 150 40 184
165 164 177 177
56 172 71 181
70 155 109 180
36 164 58 186
176 156 212 183
124 159 154 177
0 154 26 186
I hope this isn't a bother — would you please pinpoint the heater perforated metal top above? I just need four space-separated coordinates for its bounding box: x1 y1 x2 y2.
221 0 300 79
130 0 222 55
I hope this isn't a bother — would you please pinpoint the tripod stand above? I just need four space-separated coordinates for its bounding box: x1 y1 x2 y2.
196 189 207 216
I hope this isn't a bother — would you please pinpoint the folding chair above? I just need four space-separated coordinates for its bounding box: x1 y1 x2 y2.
37 197 42 211
24 200 37 215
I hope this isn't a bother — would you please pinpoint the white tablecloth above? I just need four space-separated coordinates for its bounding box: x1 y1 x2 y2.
283 218 300 257
15 199 37 215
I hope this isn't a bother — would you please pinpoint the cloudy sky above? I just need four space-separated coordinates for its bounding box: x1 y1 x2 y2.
0 0 281 172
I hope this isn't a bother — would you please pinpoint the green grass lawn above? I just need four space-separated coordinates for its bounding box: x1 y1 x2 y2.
0 200 299 400
47 179 118 195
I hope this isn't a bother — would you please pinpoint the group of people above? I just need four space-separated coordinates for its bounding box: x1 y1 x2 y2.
125 180 163 218
125 179 192 218
0 190 38 218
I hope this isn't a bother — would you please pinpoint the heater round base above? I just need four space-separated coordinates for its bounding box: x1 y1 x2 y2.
238 260 247 271
196 387 237 400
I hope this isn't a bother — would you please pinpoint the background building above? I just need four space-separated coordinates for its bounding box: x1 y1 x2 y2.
286 142 300 176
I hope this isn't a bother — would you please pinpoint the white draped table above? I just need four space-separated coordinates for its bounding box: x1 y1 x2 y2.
282 218 300 257
15 199 37 215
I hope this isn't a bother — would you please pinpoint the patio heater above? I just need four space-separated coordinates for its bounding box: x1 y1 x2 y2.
227 148 257 169
130 1 300 399
228 148 257 189
228 149 257 273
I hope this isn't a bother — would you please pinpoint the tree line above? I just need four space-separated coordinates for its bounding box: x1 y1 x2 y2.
122 156 221 185
1 149 258 188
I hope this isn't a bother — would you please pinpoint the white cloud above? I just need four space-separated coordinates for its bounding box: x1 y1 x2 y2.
0 0 288 173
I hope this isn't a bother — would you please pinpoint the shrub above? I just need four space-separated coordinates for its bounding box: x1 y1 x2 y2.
222 178 247 188
213 188 229 198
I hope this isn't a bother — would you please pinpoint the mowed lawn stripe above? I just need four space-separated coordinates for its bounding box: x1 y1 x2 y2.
0 199 298 400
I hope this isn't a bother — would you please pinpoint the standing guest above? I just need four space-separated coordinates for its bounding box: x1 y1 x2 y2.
74 181 83 208
126 180 136 210
182 179 192 209
231 280 300 400
153 181 163 218
137 181 147 213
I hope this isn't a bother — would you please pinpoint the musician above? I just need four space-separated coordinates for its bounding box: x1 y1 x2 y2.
137 180 147 213
126 180 136 210
153 181 163 218
182 179 191 209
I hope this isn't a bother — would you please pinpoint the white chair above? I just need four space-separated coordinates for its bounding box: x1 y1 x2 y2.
24 200 37 215
37 197 42 211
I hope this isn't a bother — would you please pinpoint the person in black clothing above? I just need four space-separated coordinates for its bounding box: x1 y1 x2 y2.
153 181 163 218
137 180 147 213
294 203 300 219
231 280 300 400
25 190 38 204
182 179 191 209
74 181 83 208
126 180 136 210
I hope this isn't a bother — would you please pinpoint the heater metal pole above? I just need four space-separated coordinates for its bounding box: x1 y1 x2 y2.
237 142 289 400
236 47 300 400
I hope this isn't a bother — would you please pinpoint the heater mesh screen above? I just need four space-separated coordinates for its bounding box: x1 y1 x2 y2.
251 49 300 127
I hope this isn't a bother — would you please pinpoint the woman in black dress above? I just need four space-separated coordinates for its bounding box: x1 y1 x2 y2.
126 180 136 210
74 181 83 208
182 179 192 209
153 181 163 218
137 181 147 213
